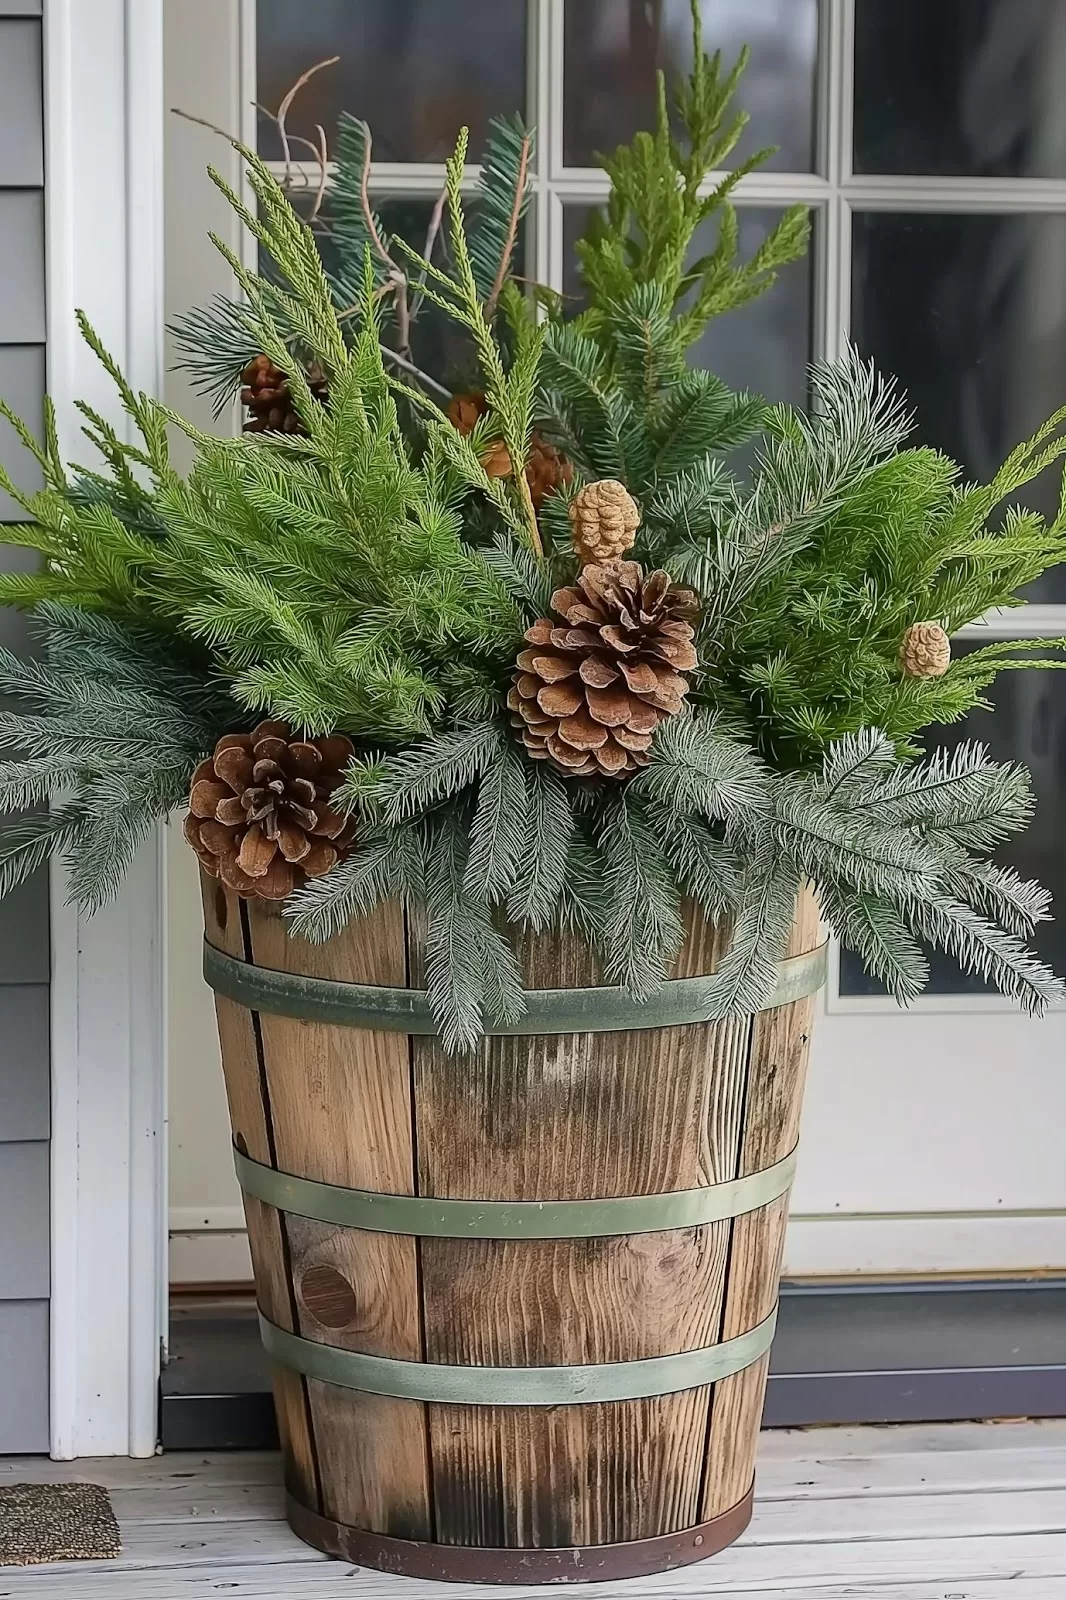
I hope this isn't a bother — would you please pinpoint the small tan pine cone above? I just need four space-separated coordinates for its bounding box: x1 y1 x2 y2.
568 479 641 565
899 622 951 679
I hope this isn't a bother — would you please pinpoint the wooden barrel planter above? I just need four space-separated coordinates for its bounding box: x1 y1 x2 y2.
201 871 825 1585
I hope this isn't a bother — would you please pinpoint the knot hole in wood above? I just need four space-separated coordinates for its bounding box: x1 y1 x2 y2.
300 1264 361 1329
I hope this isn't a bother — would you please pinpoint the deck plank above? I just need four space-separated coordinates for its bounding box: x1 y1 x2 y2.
758 1419 1066 1459
759 1443 1066 1499
0 1452 281 1489
3 1422 1066 1596
7 1534 1066 1598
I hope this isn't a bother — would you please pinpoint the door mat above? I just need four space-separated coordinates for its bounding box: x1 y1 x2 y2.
0 1482 121 1566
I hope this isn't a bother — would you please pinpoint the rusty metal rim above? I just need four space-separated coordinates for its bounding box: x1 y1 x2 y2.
285 1486 754 1584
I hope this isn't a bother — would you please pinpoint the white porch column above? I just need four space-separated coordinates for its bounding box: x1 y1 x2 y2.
45 0 167 1459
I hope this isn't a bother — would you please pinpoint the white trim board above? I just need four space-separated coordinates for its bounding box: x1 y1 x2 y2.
168 1207 1066 1283
45 0 167 1459
785 1212 1066 1278
168 1231 252 1287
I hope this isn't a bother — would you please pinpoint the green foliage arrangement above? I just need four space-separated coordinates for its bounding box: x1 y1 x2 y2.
1 2 1065 1049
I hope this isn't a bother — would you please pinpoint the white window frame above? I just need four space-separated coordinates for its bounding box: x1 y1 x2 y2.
254 0 1066 1018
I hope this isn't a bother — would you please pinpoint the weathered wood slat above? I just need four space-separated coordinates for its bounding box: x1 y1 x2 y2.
757 1418 1066 1461
199 875 319 1513
7 1421 1063 1509
702 883 821 1521
243 899 431 1542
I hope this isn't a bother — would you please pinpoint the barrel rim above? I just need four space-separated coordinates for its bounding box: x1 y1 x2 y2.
259 1305 778 1405
234 1143 797 1239
284 1486 755 1582
203 938 826 1035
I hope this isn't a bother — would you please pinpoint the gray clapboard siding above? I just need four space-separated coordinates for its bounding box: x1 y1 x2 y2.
0 867 49 983
0 986 48 1140
0 344 45 517
0 5 48 1451
0 1301 48 1452
0 1141 48 1299
0 20 43 185
0 191 45 342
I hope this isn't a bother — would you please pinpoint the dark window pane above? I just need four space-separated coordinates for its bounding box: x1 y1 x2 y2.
563 0 818 171
256 0 527 164
852 212 1066 603
839 649 1066 996
563 205 812 407
855 0 1066 178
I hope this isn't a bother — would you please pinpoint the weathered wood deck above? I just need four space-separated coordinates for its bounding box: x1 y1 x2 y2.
2 1420 1065 1597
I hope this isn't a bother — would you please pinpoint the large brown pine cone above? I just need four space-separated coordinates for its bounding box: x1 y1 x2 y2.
184 720 356 900
508 562 699 778
241 354 329 435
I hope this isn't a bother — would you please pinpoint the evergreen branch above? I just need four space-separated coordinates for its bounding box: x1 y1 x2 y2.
819 881 929 1005
634 709 770 823
0 804 89 901
463 736 528 901
283 826 412 943
340 722 500 823
650 808 742 924
704 842 801 1015
906 895 1064 1015
507 765 574 930
473 114 534 318
594 792 684 997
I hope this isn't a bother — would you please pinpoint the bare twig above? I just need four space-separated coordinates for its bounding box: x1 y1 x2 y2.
357 122 402 273
249 120 328 196
275 55 339 187
308 124 330 221
332 297 451 399
170 106 239 143
484 131 532 320
409 186 448 319
392 275 413 361
421 188 449 269
379 345 453 400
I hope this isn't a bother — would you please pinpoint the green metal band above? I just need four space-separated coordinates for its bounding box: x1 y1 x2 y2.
259 1307 778 1406
234 1146 797 1240
204 940 826 1036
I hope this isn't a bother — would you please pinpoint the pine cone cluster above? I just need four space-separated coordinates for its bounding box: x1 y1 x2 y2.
185 720 356 900
569 479 640 564
899 622 951 679
241 354 329 435
448 389 573 511
509 562 699 777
